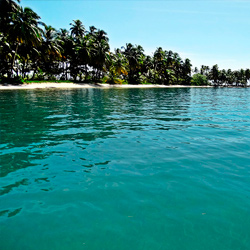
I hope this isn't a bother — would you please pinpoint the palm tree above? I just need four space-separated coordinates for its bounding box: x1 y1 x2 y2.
181 58 192 85
69 19 86 80
219 69 227 85
210 64 219 85
141 55 153 83
166 50 174 67
245 69 250 85
0 32 13 76
153 47 166 69
172 52 183 83
110 50 128 75
89 25 97 36
193 67 199 74
57 28 73 80
225 69 233 86
70 19 85 41
0 0 20 11
0 0 20 33
123 43 145 83
39 25 63 78
239 69 246 86
106 49 128 84
152 47 168 84
9 6 43 77
72 35 95 81
43 25 62 56
89 29 110 81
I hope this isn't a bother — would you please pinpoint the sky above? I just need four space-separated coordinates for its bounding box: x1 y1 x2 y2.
22 0 250 70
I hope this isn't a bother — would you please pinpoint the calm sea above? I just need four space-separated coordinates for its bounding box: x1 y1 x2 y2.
0 87 250 250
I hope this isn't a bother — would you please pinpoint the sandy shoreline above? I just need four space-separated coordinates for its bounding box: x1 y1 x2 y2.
0 82 213 90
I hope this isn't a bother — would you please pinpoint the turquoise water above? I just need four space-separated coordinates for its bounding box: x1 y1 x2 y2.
0 87 250 250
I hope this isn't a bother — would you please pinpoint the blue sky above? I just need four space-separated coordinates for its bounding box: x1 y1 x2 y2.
22 0 250 70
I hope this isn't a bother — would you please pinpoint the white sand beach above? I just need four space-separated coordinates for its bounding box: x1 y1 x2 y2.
0 82 213 90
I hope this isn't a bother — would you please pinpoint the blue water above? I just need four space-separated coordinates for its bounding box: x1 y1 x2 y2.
0 87 250 249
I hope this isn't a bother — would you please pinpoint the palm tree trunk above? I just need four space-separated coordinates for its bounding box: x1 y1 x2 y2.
32 70 36 79
11 43 19 77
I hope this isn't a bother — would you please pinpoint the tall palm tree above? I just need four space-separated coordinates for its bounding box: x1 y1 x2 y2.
239 69 246 86
245 69 250 84
123 43 145 83
152 47 168 84
42 25 62 58
153 47 166 70
70 19 85 41
181 58 192 85
219 69 227 85
0 0 20 11
0 32 13 76
57 28 73 80
9 6 43 77
171 52 182 84
89 25 97 36
39 25 62 78
193 67 199 74
110 50 128 75
166 50 174 67
89 29 110 80
0 0 20 33
210 64 219 85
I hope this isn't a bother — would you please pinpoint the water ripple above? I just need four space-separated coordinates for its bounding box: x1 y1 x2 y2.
1 88 250 250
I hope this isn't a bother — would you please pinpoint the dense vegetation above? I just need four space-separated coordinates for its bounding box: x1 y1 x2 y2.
0 0 249 86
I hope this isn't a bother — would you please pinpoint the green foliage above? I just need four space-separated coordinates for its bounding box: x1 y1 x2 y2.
191 74 209 86
102 75 124 85
25 80 72 83
1 0 249 87
0 75 24 85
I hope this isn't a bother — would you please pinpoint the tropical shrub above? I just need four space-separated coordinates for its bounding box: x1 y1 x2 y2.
191 73 209 86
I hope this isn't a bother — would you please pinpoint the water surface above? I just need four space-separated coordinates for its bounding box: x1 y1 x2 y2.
0 88 250 250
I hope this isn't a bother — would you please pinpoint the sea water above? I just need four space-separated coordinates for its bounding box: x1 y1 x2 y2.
0 87 250 250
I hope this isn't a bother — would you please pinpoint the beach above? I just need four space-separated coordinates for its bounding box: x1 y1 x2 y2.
0 82 213 90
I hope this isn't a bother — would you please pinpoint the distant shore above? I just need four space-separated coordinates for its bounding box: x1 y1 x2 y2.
0 82 213 90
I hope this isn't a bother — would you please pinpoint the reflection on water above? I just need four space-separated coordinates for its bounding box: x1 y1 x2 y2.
0 88 191 177
0 88 250 250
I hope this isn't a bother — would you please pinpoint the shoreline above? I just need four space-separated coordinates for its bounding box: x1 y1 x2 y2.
0 82 213 90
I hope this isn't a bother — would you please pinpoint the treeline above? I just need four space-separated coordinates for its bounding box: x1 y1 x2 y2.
193 65 250 87
0 0 249 86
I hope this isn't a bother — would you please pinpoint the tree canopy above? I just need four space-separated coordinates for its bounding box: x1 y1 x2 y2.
0 0 249 86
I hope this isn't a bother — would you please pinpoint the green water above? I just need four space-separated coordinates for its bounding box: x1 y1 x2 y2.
0 88 250 250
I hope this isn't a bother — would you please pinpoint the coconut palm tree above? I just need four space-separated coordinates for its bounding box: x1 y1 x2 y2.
90 29 110 80
106 49 128 84
181 58 192 85
245 69 250 84
123 43 145 83
152 47 168 84
193 67 199 74
9 6 43 77
0 32 13 76
210 64 219 85
0 0 20 33
72 35 95 81
111 50 128 75
70 19 85 41
57 28 74 80
42 25 62 59
166 50 174 67
38 25 63 78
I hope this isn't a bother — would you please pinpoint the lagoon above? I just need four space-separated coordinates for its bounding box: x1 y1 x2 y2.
0 87 250 250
